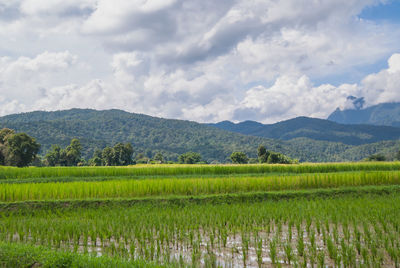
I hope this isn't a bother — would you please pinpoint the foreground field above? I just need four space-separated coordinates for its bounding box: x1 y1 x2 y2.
1 163 400 267
2 188 400 267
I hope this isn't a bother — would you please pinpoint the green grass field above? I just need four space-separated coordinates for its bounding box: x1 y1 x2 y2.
1 162 400 267
1 162 400 180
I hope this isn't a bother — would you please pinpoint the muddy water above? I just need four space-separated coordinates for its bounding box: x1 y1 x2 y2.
10 222 395 267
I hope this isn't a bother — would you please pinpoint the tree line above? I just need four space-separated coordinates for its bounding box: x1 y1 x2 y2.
0 129 209 167
2 127 399 167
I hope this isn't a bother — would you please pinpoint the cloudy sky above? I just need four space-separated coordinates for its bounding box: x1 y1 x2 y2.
0 0 400 123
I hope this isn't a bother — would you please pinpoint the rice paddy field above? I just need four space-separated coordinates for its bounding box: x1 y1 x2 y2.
1 162 400 267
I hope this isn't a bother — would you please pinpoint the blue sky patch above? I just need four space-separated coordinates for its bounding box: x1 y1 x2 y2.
359 1 400 23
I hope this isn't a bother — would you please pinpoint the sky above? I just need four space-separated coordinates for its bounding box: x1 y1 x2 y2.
0 0 400 123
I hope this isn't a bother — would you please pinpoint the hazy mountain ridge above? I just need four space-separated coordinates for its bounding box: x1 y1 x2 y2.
328 102 400 126
209 116 400 145
0 109 399 163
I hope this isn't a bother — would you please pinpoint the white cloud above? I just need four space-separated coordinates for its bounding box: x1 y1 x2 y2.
361 53 400 105
34 80 112 111
388 53 400 73
236 75 360 123
0 51 78 104
0 0 400 124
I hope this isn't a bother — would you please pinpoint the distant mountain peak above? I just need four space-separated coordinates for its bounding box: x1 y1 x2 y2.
210 114 400 146
328 102 400 127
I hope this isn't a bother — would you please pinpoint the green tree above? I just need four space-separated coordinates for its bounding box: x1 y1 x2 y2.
257 145 270 163
3 132 40 167
45 145 63 166
65 139 82 166
113 143 125 165
113 143 133 165
102 147 115 166
230 152 249 164
257 145 266 157
178 152 202 164
0 128 15 165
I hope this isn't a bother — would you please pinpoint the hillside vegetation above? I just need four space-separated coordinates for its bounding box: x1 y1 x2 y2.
0 109 399 162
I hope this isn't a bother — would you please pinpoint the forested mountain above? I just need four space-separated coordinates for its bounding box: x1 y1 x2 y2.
209 116 400 145
0 109 288 162
328 102 400 127
0 109 399 162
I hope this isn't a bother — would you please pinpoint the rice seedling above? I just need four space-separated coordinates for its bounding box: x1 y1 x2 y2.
0 170 399 202
1 161 400 180
0 192 399 267
1 163 399 266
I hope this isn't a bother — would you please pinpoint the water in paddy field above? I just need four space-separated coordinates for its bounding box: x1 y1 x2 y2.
10 221 393 267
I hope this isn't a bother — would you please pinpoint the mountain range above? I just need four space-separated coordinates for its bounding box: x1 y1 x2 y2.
328 102 400 127
0 107 399 163
209 117 400 146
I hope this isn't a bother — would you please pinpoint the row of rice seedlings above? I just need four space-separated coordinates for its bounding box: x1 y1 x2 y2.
1 194 399 266
0 241 162 268
1 162 400 180
1 170 399 202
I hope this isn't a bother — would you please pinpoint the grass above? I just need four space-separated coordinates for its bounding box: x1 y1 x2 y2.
0 170 398 202
0 184 398 210
1 161 400 180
